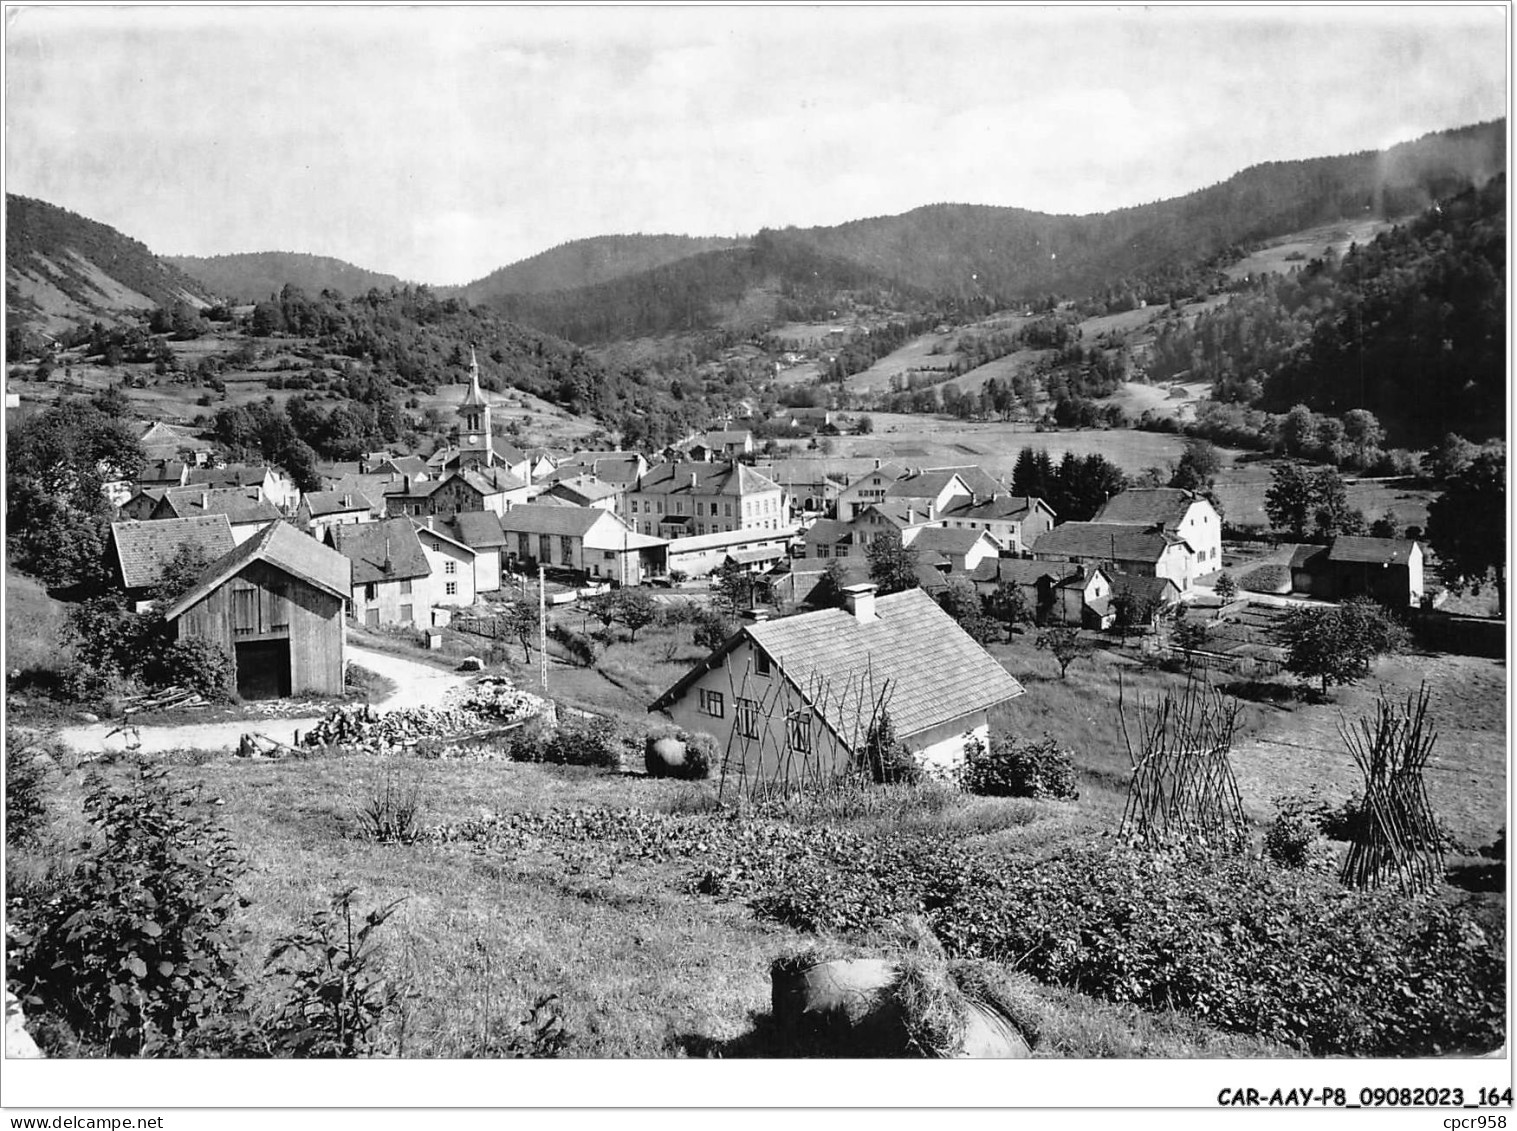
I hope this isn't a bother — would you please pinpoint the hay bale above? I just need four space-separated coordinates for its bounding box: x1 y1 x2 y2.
771 956 905 1055
644 734 689 777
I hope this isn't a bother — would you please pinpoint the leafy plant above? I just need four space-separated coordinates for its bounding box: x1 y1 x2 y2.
468 993 574 1058
355 767 421 844
146 638 236 702
5 730 51 847
962 733 1078 801
8 762 250 1055
265 888 408 1058
1035 627 1093 679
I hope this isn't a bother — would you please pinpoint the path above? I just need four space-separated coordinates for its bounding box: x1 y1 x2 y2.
51 646 472 757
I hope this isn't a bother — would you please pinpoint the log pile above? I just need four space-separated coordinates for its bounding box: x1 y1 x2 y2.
120 686 211 715
459 677 547 721
298 703 484 753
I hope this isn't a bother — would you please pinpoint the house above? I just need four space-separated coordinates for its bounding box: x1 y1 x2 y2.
327 517 434 629
297 489 375 538
907 526 1002 576
765 560 871 610
106 516 237 609
621 461 785 539
137 421 212 467
939 494 1057 554
798 518 863 562
137 458 190 490
1093 488 1223 577
883 469 974 519
838 461 910 520
852 502 943 549
162 520 351 699
151 486 283 544
1108 572 1182 626
497 503 668 586
1031 521 1196 591
1047 566 1116 630
366 454 429 480
325 473 403 519
1290 537 1425 606
427 510 509 594
541 474 624 511
118 487 170 521
666 526 799 579
700 430 754 460
411 519 477 614
546 451 649 490
426 467 531 517
186 465 300 513
752 462 848 520
648 585 1025 787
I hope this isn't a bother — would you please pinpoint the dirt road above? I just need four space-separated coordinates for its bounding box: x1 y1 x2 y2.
51 646 471 757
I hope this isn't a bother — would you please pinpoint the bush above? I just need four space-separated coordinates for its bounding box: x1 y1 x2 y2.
1263 806 1320 869
543 715 622 769
354 766 421 844
962 734 1078 801
549 624 600 668
147 638 236 701
5 731 51 847
9 762 250 1055
1239 563 1292 594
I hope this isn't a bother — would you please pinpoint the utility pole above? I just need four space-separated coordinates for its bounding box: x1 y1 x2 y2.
538 563 548 694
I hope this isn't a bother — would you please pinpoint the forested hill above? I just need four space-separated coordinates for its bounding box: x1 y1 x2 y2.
166 252 409 304
6 194 216 334
452 233 749 305
765 120 1506 302
486 236 939 344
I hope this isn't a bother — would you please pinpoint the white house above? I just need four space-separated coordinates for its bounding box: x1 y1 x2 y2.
1093 488 1223 577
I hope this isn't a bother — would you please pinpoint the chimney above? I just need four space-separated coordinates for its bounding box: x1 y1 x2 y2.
201 491 209 509
841 583 878 623
689 472 698 490
874 458 881 470
342 494 352 508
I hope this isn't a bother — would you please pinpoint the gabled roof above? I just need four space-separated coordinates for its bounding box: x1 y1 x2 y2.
940 494 1049 524
156 486 282 525
325 474 397 512
374 455 428 479
1093 488 1207 529
328 518 432 585
925 465 1007 499
301 489 374 517
411 518 477 558
185 465 270 489
543 475 622 503
705 429 753 446
439 510 508 550
884 470 969 502
908 526 996 557
1287 543 1330 569
858 501 941 529
968 557 1063 587
649 589 1024 744
667 525 797 553
456 466 529 495
163 521 351 620
109 516 236 591
1327 536 1421 566
137 421 201 447
138 459 188 484
548 453 646 487
635 461 780 497
843 462 909 490
1031 522 1188 563
495 503 608 538
1109 571 1181 605
803 518 857 547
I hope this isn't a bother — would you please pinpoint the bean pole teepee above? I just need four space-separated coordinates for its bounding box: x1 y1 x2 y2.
1338 684 1444 893
1117 671 1248 851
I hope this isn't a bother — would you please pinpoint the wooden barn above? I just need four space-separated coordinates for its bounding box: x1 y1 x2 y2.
162 521 352 700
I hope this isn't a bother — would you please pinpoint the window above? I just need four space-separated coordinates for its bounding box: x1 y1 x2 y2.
699 688 724 718
603 550 615 561
695 501 704 516
446 581 457 597
725 504 733 517
445 560 457 575
232 586 258 636
399 578 412 595
817 546 830 559
560 535 574 563
364 582 377 602
734 696 760 739
698 524 705 535
786 709 812 754
399 604 412 625
754 650 771 677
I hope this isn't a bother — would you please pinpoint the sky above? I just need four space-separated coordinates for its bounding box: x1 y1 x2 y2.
3 5 1508 286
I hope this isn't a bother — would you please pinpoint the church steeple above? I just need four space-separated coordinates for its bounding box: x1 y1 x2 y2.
456 346 493 468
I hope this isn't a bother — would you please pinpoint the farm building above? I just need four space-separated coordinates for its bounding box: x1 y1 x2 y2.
909 526 1002 576
497 503 667 586
297 489 375 538
541 474 624 511
545 451 648 490
107 515 237 609
1031 521 1196 591
1287 537 1425 606
162 521 351 700
186 465 300 512
1093 488 1222 576
649 584 1025 789
152 486 282 544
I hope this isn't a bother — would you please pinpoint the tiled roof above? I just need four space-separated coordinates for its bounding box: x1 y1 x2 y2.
926 465 1007 499
1328 536 1421 565
651 589 1024 743
1109 572 1180 605
967 557 1062 587
164 521 351 620
411 518 476 557
705 430 753 445
1093 488 1203 529
1031 522 1185 563
548 454 645 486
302 489 374 517
667 525 797 553
860 501 940 527
457 467 529 495
442 510 508 549
186 465 269 489
139 459 188 484
909 526 994 556
884 470 967 501
940 494 1046 523
544 475 622 503
1287 543 1329 569
496 503 607 538
376 455 428 479
803 518 856 547
110 516 236 591
156 486 281 525
328 518 432 585
843 462 909 491
635 461 780 498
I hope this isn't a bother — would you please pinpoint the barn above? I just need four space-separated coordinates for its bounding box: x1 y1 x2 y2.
162 521 352 700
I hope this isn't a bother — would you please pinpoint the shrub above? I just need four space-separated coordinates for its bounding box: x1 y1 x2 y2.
147 638 236 701
681 731 717 781
549 624 600 668
265 888 408 1057
863 710 920 785
9 762 250 1055
1213 573 1238 601
355 767 421 844
543 714 622 769
1239 563 1291 594
1263 805 1320 869
5 731 51 847
962 734 1078 801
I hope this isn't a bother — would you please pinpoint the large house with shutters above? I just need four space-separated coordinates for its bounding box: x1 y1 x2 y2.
649 585 1025 788
497 504 667 586
1091 488 1222 578
162 521 351 700
620 461 785 540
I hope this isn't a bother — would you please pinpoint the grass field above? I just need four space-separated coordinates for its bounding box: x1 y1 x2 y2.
1209 459 1437 531
1221 217 1404 281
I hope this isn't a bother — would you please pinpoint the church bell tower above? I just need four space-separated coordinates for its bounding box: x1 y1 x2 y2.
457 347 493 469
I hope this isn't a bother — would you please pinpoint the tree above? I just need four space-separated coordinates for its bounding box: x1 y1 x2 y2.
807 558 849 610
1342 409 1384 466
1213 572 1238 602
984 581 1033 632
935 578 997 644
581 591 621 640
1426 442 1506 617
151 542 218 606
498 599 540 662
865 529 920 596
1264 462 1312 540
1110 588 1160 635
1309 466 1358 539
1035 626 1094 679
691 606 734 652
711 559 756 614
1280 597 1408 697
1169 438 1221 492
1170 605 1208 668
1421 433 1477 483
615 588 657 642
